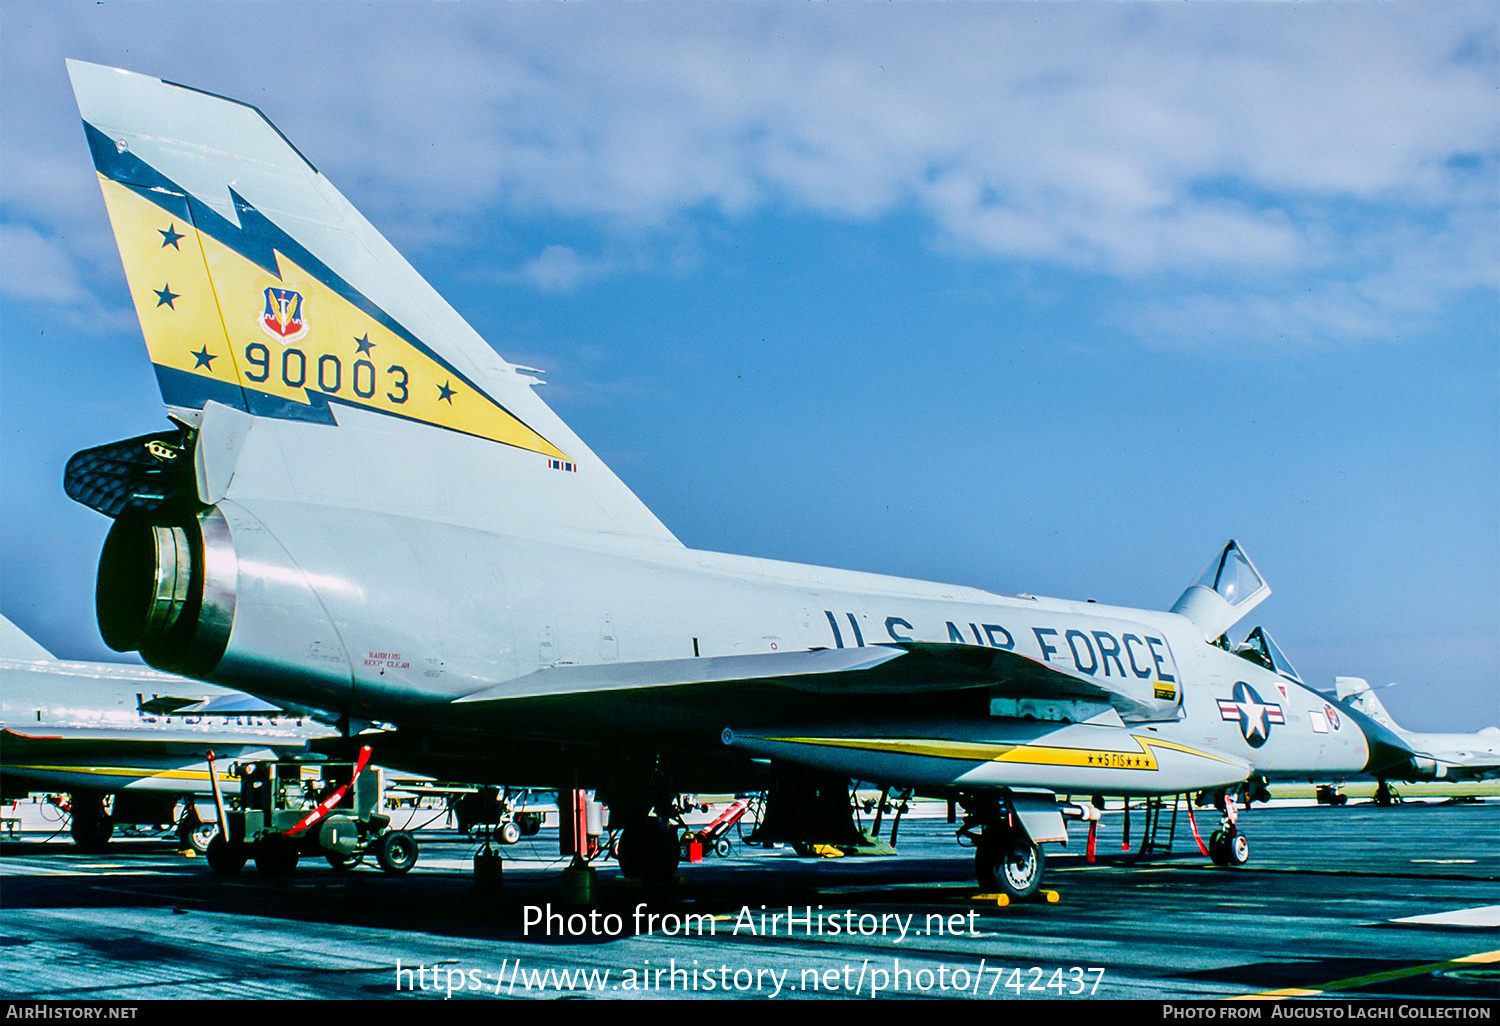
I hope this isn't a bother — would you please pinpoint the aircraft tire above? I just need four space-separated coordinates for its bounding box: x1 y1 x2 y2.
1226 830 1250 866
1209 828 1249 867
325 853 360 871
1208 829 1228 865
617 818 679 882
176 810 218 854
205 836 246 875
496 821 521 845
474 850 504 891
975 826 1045 900
254 837 301 876
518 813 542 837
714 838 732 858
376 830 419 874
70 795 114 853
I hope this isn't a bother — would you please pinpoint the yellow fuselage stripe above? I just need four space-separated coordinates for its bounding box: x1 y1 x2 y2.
6 764 232 782
760 735 1240 771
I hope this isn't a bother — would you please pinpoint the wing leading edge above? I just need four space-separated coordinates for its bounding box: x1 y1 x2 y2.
456 641 1162 719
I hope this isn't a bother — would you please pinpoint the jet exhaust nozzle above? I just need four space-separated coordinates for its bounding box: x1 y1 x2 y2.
96 506 236 675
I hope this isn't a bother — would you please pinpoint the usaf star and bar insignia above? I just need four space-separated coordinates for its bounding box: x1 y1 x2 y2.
1217 681 1285 748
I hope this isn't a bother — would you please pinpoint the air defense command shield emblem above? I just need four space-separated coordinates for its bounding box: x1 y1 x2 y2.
260 287 308 344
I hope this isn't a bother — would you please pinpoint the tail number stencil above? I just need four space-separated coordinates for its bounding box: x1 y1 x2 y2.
245 343 407 404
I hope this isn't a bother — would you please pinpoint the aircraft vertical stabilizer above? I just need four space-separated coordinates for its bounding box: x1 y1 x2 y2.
0 615 57 662
1333 676 1399 732
66 60 679 545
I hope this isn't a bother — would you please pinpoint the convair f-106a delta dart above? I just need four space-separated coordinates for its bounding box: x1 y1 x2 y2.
61 61 1408 897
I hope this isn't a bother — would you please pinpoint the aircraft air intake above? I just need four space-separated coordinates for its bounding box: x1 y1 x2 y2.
96 507 237 676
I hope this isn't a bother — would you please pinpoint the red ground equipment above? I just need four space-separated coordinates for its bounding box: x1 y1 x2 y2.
682 797 752 859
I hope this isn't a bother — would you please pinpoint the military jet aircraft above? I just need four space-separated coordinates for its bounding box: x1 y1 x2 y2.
1331 677 1499 799
0 614 328 851
59 60 1407 896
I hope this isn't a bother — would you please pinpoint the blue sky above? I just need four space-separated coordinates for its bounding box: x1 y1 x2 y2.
1 2 1495 731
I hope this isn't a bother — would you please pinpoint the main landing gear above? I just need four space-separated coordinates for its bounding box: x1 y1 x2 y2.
974 823 1045 900
175 804 218 854
68 792 114 853
958 795 1046 901
613 814 681 884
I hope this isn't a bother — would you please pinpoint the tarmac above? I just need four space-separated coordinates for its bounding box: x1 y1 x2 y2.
0 797 1496 1001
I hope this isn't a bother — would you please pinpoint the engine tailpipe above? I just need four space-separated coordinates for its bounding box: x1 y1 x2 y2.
96 507 236 676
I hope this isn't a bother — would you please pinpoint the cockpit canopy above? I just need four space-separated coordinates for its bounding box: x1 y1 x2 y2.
1194 542 1266 607
1170 540 1272 642
1233 626 1304 686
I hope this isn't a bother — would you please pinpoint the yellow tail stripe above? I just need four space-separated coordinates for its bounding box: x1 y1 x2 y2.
98 177 247 396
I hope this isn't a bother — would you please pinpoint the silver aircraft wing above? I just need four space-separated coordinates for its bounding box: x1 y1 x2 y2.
456 642 1154 717
2 724 317 748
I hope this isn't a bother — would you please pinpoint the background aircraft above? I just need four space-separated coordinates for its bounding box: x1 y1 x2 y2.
0 614 329 851
1332 676 1500 791
59 61 1406 896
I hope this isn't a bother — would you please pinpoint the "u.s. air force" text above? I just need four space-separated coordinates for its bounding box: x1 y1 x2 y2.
823 610 1176 682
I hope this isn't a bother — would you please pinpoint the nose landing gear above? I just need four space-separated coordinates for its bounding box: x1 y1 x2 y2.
1208 825 1250 866
1206 793 1249 867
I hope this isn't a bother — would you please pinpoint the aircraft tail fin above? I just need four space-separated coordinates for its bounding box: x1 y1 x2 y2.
0 615 58 662
66 60 678 544
1333 676 1402 733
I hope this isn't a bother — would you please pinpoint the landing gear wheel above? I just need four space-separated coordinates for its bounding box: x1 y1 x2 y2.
205 836 246 875
616 818 680 882
496 821 521 845
69 795 114 853
177 812 218 854
376 830 419 874
714 838 732 858
517 813 542 837
254 837 300 875
975 826 1045 900
475 850 503 891
325 852 362 871
1208 828 1250 867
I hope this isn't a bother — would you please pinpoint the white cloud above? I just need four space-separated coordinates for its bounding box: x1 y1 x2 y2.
515 245 613 294
2 2 1494 345
0 223 90 304
0 221 139 333
1127 199 1500 353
